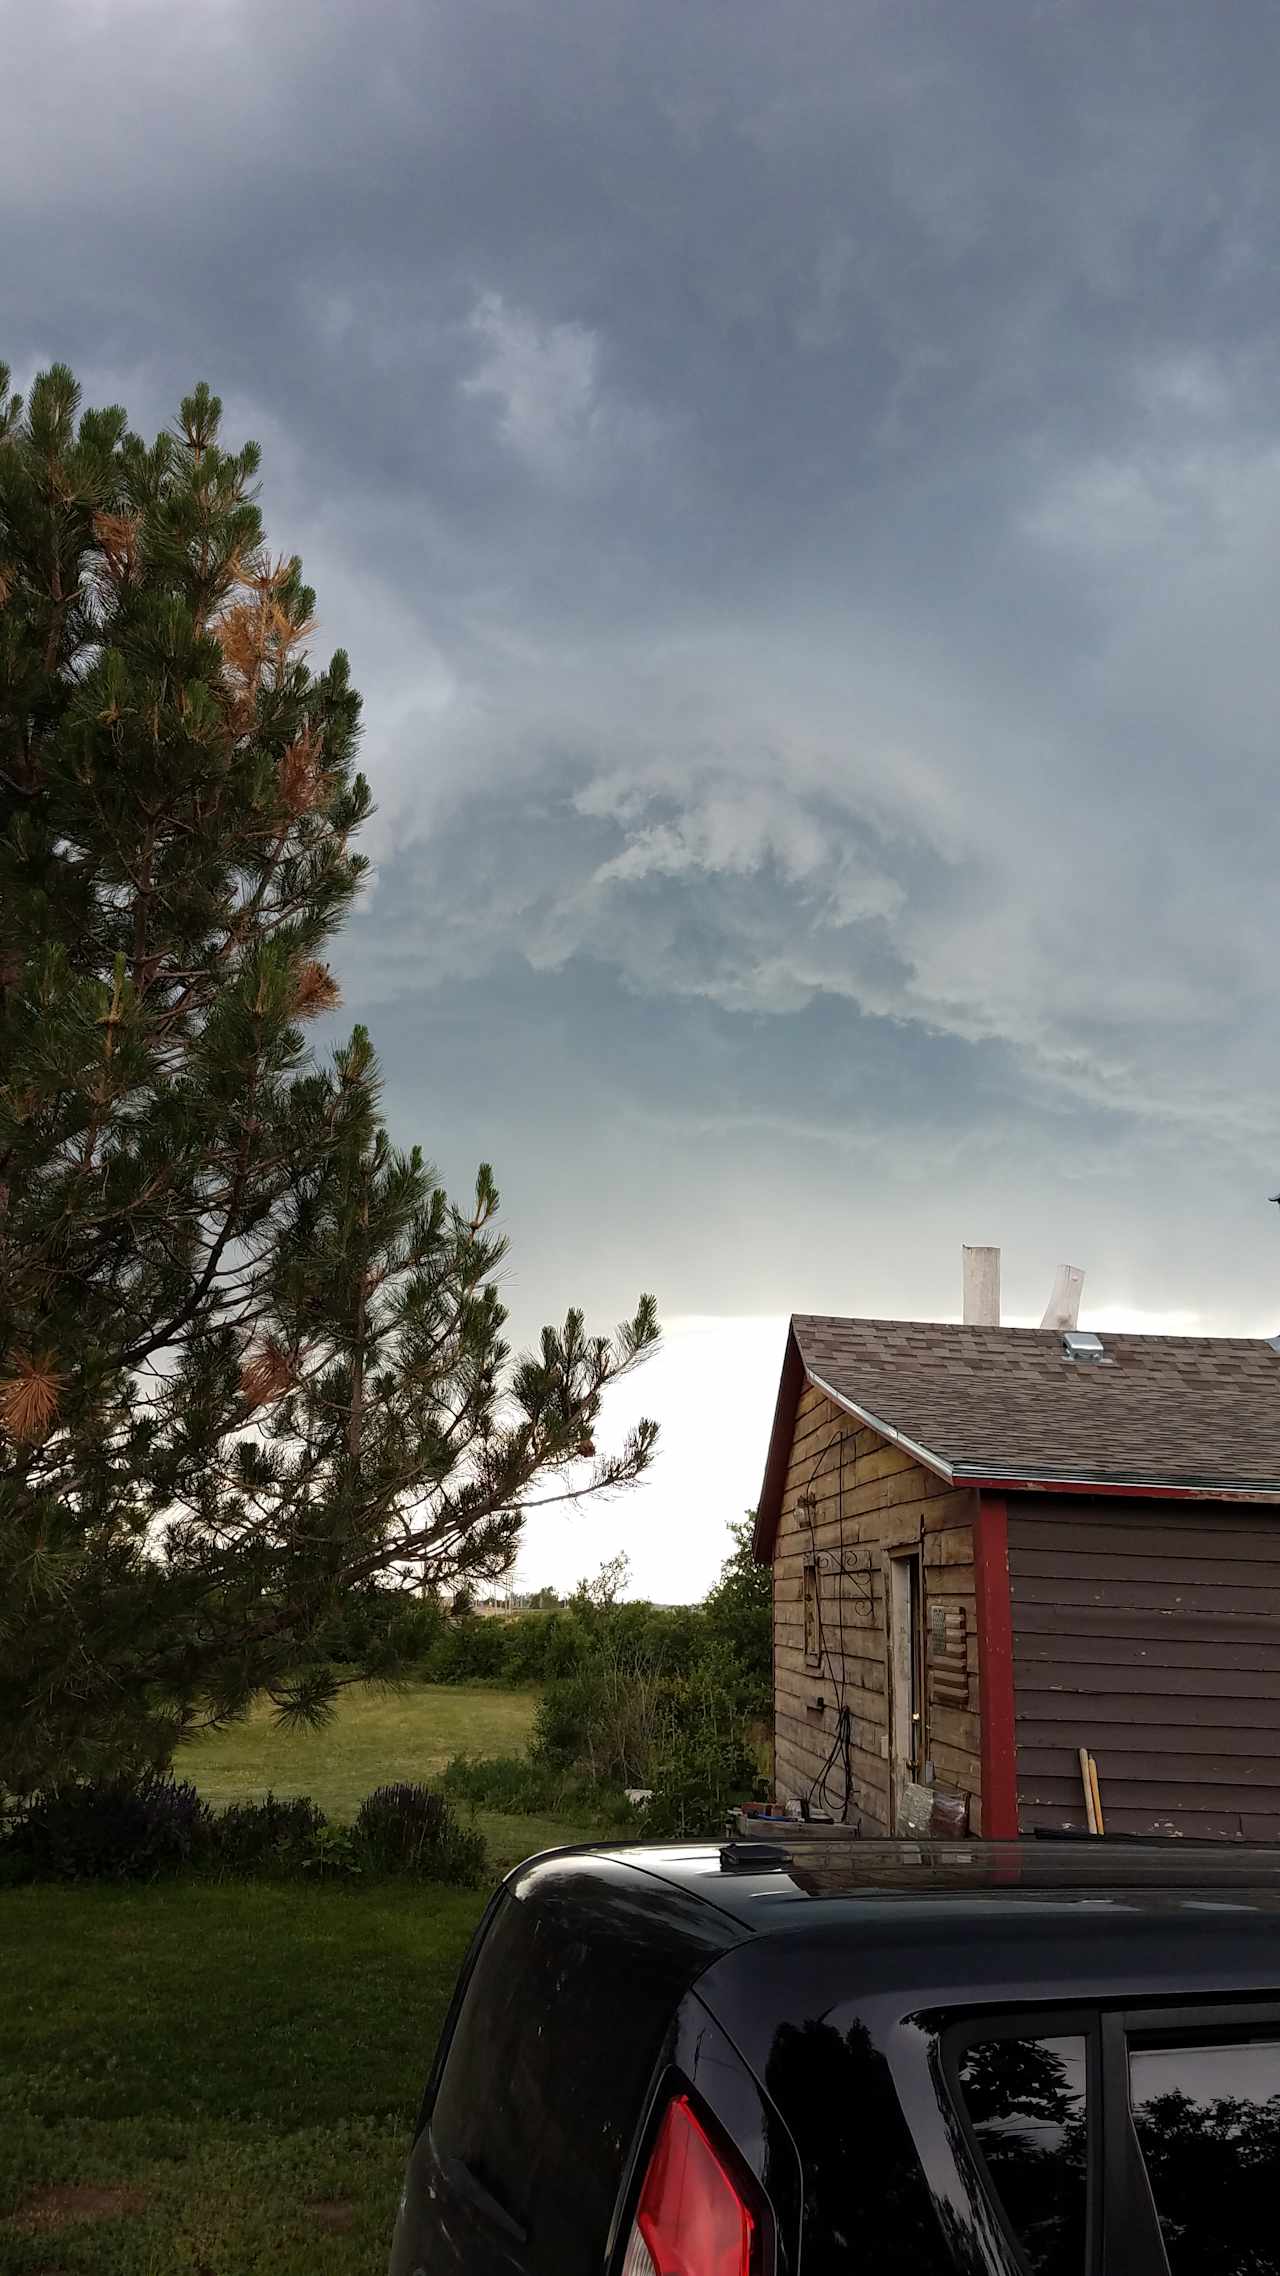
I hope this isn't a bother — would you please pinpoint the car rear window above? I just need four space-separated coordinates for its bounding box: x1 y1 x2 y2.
428 1879 706 2273
1128 2033 1280 2276
956 2032 1089 2276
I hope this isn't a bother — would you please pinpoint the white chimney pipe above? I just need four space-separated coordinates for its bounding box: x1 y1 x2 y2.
962 1245 1001 1326
1041 1264 1085 1331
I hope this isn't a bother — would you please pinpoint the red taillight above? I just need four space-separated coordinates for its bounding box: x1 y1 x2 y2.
622 2094 756 2276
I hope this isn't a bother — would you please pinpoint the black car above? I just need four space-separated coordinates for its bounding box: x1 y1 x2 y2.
388 1833 1280 2276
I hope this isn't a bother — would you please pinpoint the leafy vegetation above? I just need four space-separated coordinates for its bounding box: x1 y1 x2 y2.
439 1750 632 1827
2 1769 487 1888
353 1781 487 1885
443 1524 773 1838
349 1518 773 1708
0 1770 214 1884
211 1792 327 1877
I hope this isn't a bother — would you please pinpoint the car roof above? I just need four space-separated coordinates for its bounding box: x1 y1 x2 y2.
525 1833 1280 1933
504 1836 1280 2017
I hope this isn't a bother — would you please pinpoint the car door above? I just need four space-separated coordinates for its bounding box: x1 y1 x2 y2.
1108 1999 1280 2276
941 1997 1280 2276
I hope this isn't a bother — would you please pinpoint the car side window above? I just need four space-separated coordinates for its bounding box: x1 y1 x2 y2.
1127 2033 1280 2276
955 2033 1089 2276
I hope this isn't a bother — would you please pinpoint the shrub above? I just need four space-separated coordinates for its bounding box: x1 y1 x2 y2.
353 1782 488 1886
673 1661 762 1837
641 1711 759 1842
701 1518 773 1721
4 1772 214 1883
302 1821 364 1878
534 1638 685 1786
498 1611 562 1684
441 1752 630 1827
422 1615 511 1685
527 1612 762 1841
211 1792 327 1877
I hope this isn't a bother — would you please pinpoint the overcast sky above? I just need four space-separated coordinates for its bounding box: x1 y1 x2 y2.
9 1 1280 1597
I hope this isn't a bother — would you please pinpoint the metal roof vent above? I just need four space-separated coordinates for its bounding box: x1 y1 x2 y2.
1062 1329 1105 1363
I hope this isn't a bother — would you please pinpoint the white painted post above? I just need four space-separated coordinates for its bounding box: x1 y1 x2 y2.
962 1246 1001 1326
1041 1264 1085 1331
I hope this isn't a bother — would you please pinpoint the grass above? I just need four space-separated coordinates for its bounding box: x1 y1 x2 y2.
0 1686 605 2267
184 1680 595 1872
0 1878 484 2274
186 1680 541 1817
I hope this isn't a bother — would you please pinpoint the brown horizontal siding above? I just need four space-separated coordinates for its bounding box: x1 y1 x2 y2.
1015 1666 1280 1702
1016 1544 1280 1589
1017 1627 1280 1675
1009 1498 1280 1838
1028 1803 1280 1842
1015 1597 1280 1640
1021 1741 1280 1777
1018 1767 1280 1809
1014 1574 1280 1615
1018 1685 1280 1729
1020 1518 1280 1563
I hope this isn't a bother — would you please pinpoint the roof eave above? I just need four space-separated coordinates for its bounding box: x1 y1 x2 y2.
752 1324 806 1563
804 1370 955 1484
961 1470 1280 1504
755 1343 1280 1566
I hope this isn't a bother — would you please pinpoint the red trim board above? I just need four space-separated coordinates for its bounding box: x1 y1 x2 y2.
974 1491 1019 1838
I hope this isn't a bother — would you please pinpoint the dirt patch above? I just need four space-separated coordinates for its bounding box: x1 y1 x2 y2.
8 2183 146 2232
308 2199 355 2232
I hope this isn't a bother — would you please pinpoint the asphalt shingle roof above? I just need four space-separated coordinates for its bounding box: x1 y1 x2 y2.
790 1315 1280 1493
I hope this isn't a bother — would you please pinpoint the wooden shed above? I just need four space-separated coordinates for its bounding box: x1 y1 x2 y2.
753 1316 1280 1840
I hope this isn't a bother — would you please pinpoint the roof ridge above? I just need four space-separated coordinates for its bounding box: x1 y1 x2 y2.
792 1310 1275 1346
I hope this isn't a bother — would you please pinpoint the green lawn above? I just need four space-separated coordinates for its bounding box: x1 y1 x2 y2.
0 1685 604 2268
184 1679 592 1873
0 1879 483 2274
187 1680 539 1816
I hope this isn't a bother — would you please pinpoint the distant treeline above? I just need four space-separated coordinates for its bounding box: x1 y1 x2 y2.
326 1522 772 1724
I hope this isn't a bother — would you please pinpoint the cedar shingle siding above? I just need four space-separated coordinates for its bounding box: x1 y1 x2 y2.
1010 1497 1280 1840
772 1384 982 1833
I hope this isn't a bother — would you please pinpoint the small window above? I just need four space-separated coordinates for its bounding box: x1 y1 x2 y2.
956 2033 1089 2276
803 1560 820 1665
1128 2033 1280 2276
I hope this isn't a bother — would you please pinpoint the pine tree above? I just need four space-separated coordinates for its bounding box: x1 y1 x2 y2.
0 364 657 1791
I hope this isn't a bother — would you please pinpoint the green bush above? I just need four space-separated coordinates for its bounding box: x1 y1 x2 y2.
701 1518 773 1721
499 1610 565 1683
441 1751 629 1827
353 1782 488 1886
0 1773 491 1887
3 1772 215 1883
526 1592 765 1840
312 1588 448 1672
640 1691 759 1842
211 1792 327 1877
302 1821 364 1878
426 1617 511 1684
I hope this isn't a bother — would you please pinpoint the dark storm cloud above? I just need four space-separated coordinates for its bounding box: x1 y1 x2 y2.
8 0 1280 1356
